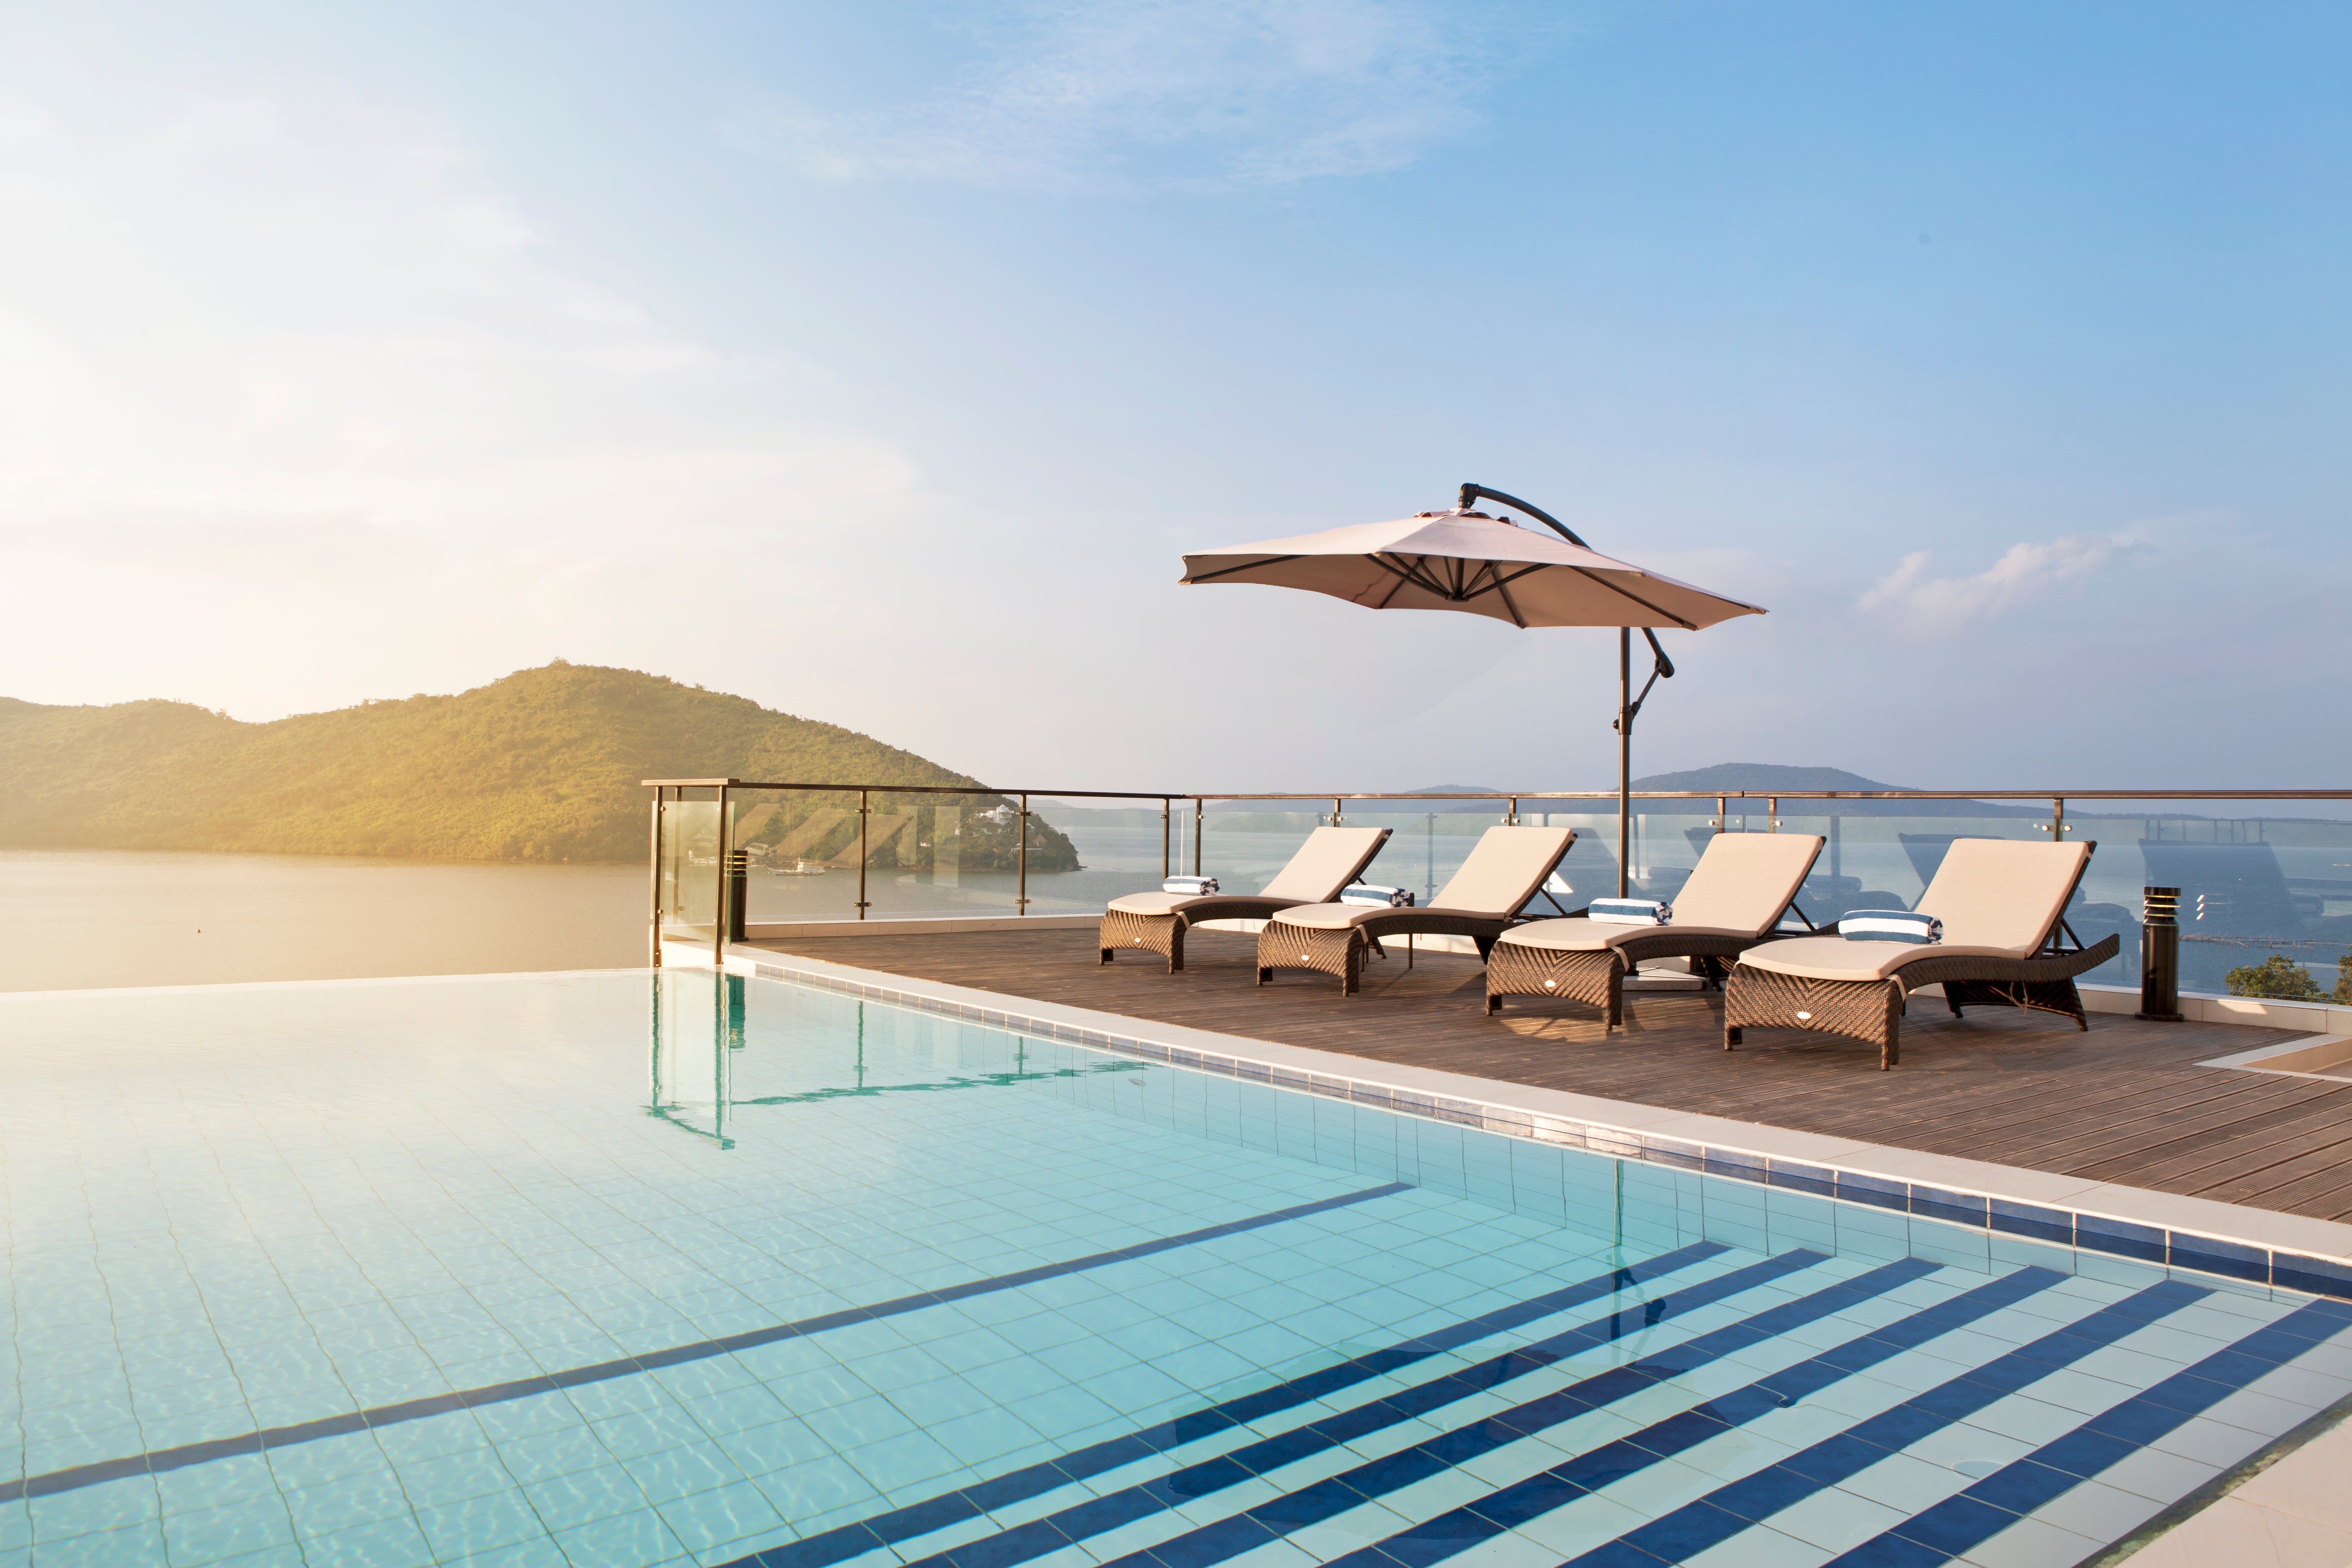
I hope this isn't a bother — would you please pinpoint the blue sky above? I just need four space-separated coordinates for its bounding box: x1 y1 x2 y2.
2 2 2345 791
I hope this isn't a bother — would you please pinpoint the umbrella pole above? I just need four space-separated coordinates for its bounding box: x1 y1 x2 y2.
1617 627 1631 897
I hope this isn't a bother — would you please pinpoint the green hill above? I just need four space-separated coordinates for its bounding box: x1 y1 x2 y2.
0 663 1079 867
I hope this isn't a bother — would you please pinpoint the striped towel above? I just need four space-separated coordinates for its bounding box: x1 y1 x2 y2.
1341 883 1414 908
1840 910 1943 944
1162 876 1220 896
1589 898 1672 926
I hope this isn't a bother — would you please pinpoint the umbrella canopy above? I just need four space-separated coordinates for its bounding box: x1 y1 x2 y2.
1179 495 1768 899
1180 509 1764 631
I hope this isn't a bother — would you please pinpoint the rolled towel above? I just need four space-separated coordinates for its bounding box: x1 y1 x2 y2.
1341 882 1414 908
1162 875 1220 896
1589 898 1672 926
1840 910 1943 944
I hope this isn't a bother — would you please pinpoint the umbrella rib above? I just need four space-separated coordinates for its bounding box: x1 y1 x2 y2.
1492 576 1529 629
1184 554 1306 584
1564 565 1700 630
1371 553 1453 599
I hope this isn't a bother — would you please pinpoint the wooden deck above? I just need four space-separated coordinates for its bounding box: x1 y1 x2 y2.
742 925 2352 1223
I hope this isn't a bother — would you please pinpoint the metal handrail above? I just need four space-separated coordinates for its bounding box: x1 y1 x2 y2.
645 780 2352 802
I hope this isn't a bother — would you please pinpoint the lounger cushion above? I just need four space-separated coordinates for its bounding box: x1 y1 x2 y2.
1917 838 2090 954
1429 825 1578 920
1269 902 1399 931
1109 826 1388 920
1107 892 1195 916
1500 919 1759 953
1669 833 1826 937
1259 826 1392 903
1739 936 2024 983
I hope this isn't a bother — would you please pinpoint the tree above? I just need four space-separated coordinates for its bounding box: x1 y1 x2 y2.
2226 954 2324 1001
2337 951 2352 1006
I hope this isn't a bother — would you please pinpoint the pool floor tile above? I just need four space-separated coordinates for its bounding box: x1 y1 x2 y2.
9 974 2351 1568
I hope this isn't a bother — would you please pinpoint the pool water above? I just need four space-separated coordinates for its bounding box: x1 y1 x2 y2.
1 970 2347 1568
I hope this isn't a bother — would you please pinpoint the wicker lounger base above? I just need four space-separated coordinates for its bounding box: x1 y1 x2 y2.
1721 934 2120 1070
1257 913 1506 995
1485 934 1752 1028
1098 908 1187 972
1099 897 1301 973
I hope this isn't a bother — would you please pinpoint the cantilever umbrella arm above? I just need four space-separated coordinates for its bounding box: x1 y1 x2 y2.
1466 481 1677 897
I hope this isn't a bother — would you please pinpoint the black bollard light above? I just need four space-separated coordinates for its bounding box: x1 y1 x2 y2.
2137 886 2183 1021
726 849 750 943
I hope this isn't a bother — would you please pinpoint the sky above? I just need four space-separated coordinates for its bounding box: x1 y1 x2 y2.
2 1 2347 794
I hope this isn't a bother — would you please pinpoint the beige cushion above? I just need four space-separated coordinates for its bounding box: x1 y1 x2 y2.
1110 825 1387 916
1917 838 2090 955
1669 833 1826 936
1107 892 1193 916
1429 826 1578 919
1501 919 1759 954
1259 825 1391 902
1740 936 2024 982
1268 902 1384 931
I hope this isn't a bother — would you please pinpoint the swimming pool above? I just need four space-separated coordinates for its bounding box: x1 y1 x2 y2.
3 969 2347 1567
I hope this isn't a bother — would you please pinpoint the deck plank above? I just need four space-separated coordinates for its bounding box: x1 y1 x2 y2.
736 926 2352 1221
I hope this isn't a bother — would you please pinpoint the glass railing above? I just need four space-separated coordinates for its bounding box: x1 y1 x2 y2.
645 781 2352 999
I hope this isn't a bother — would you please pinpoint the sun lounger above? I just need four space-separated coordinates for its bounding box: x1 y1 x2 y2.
1723 838 2120 1069
1099 825 1391 972
1486 831 1826 1027
1256 825 1577 995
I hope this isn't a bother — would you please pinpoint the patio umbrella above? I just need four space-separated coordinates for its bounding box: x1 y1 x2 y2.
1181 483 1766 896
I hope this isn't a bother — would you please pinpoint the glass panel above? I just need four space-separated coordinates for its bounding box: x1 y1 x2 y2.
1021 797 1170 914
656 788 719 943
1197 806 1320 895
734 788 866 924
2066 799 2352 999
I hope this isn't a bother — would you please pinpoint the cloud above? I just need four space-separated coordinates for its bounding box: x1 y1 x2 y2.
731 0 1539 193
0 93 970 717
1857 533 2142 640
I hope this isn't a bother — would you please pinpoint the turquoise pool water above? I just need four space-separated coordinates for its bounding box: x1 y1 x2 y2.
2 970 2347 1568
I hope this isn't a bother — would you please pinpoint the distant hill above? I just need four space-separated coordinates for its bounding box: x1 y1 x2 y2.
0 663 1079 866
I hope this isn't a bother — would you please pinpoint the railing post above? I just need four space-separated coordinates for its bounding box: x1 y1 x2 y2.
1506 796 1519 825
1716 794 1727 834
1768 796 1779 832
1331 796 1343 826
2053 796 2066 842
856 789 871 918
1161 799 1171 879
648 788 664 969
1194 799 1204 877
1017 793 1029 913
713 784 729 970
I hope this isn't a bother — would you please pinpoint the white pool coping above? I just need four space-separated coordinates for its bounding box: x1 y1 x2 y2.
669 937 2352 1282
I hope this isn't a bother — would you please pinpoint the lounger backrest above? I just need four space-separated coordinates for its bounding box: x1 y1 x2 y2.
1916 838 2092 956
1670 832 1827 936
1431 825 1577 918
1260 826 1393 902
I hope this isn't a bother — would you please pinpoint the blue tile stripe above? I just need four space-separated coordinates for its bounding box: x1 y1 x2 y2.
741 963 2352 1301
843 1251 1834 1568
1824 1295 2352 1566
0 1182 1411 1505
1319 1266 2073 1568
1558 1278 2215 1568
732 1242 1733 1568
1068 1251 1852 1568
